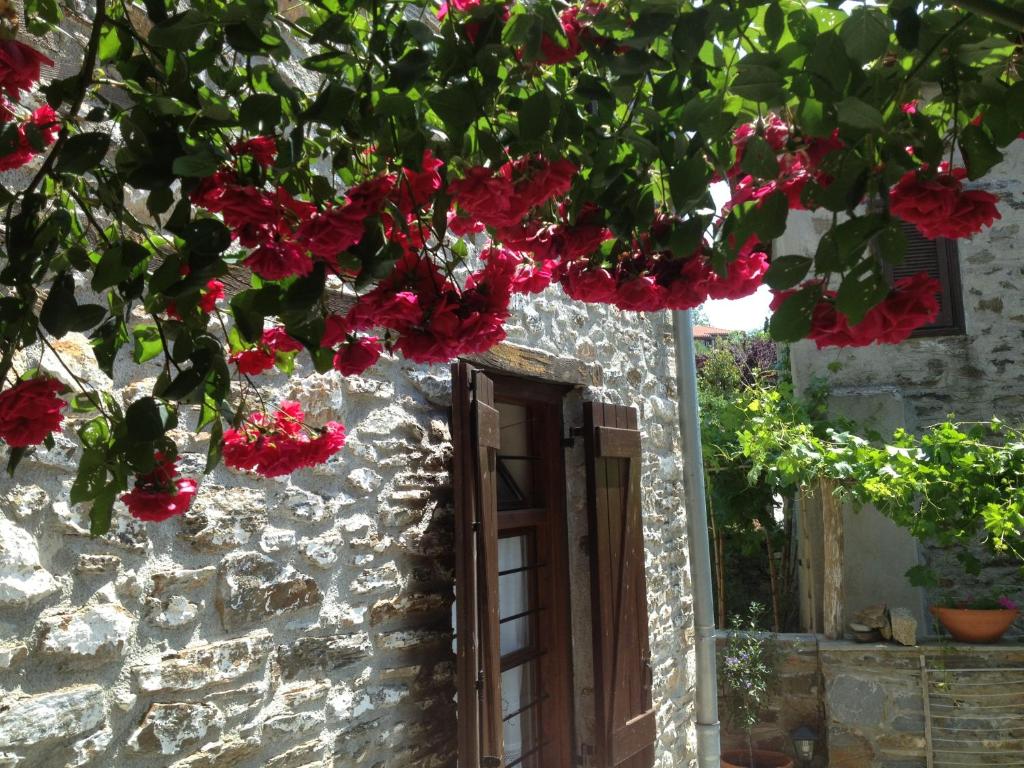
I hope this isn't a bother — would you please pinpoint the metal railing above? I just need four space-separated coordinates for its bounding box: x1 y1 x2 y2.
922 656 1024 768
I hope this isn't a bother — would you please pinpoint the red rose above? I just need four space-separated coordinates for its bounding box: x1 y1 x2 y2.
706 248 768 300
229 327 302 375
198 279 224 313
223 401 345 477
230 136 277 167
393 149 443 214
121 454 198 522
661 256 713 310
295 205 367 259
0 105 60 172
890 165 1000 240
0 40 53 101
560 264 618 303
243 240 313 281
344 174 396 217
333 336 383 376
0 377 65 447
538 7 585 65
447 166 516 226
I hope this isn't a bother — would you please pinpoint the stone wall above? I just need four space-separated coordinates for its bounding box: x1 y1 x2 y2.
780 143 1024 618
0 285 696 766
821 642 1024 768
724 636 1024 768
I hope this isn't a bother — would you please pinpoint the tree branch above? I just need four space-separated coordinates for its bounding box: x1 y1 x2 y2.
954 0 1024 32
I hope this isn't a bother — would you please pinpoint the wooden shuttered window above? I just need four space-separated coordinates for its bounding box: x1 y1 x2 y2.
886 219 965 337
583 402 657 768
452 361 504 768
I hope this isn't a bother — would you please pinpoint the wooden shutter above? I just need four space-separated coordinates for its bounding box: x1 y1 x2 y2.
583 402 657 768
452 361 504 767
886 219 965 336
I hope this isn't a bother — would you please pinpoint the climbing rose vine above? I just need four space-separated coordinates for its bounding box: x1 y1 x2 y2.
0 0 1020 533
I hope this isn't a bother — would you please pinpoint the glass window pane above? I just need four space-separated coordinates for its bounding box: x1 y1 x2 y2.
496 401 534 509
498 535 532 655
502 661 539 764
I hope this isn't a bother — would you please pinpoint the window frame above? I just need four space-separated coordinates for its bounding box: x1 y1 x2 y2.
881 220 966 338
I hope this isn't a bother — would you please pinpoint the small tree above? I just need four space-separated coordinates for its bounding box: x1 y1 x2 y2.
720 603 781 767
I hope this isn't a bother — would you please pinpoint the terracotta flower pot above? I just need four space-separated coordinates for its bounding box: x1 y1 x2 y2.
721 749 795 768
930 606 1020 643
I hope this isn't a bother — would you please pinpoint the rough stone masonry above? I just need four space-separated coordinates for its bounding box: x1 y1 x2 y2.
0 285 698 767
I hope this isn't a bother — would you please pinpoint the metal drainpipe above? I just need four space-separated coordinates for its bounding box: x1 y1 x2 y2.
671 309 721 768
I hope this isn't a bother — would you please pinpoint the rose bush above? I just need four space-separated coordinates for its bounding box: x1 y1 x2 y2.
0 0 1021 532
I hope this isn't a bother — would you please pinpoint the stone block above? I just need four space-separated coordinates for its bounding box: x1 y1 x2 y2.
167 738 259 768
127 702 223 755
133 631 272 693
369 593 446 625
180 486 267 552
827 674 885 727
215 552 322 631
888 607 917 646
828 728 875 768
890 714 924 733
150 565 216 596
1 485 49 520
76 554 121 574
36 602 135 661
0 515 59 606
146 595 199 629
299 531 342 569
277 633 370 679
0 685 106 747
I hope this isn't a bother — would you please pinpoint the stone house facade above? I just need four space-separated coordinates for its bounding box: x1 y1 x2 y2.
779 144 1024 633
0 285 698 767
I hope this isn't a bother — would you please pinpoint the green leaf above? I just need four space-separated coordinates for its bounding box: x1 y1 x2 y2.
124 397 166 442
669 155 710 210
55 133 111 175
89 485 116 537
230 290 267 343
240 94 282 133
172 149 222 178
769 286 820 342
6 446 27 476
92 241 149 291
960 124 1002 180
132 325 164 364
893 6 920 50
731 65 786 104
24 0 62 35
429 83 479 132
739 136 780 179
40 272 76 337
205 418 223 473
68 304 107 332
835 266 889 325
807 33 850 98
148 10 208 50
518 91 552 144
815 215 884 271
840 8 891 63
763 255 812 290
835 97 884 131
904 564 938 588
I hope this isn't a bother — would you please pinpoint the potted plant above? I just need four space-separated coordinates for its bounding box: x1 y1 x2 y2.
930 593 1020 643
719 603 793 768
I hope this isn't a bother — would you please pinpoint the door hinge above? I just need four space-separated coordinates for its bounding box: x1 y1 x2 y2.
562 426 584 448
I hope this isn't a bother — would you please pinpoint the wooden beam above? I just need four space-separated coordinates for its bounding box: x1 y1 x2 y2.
467 343 603 387
820 478 844 640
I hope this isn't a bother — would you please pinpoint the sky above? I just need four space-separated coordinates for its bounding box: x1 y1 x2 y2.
702 287 773 332
699 181 773 332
